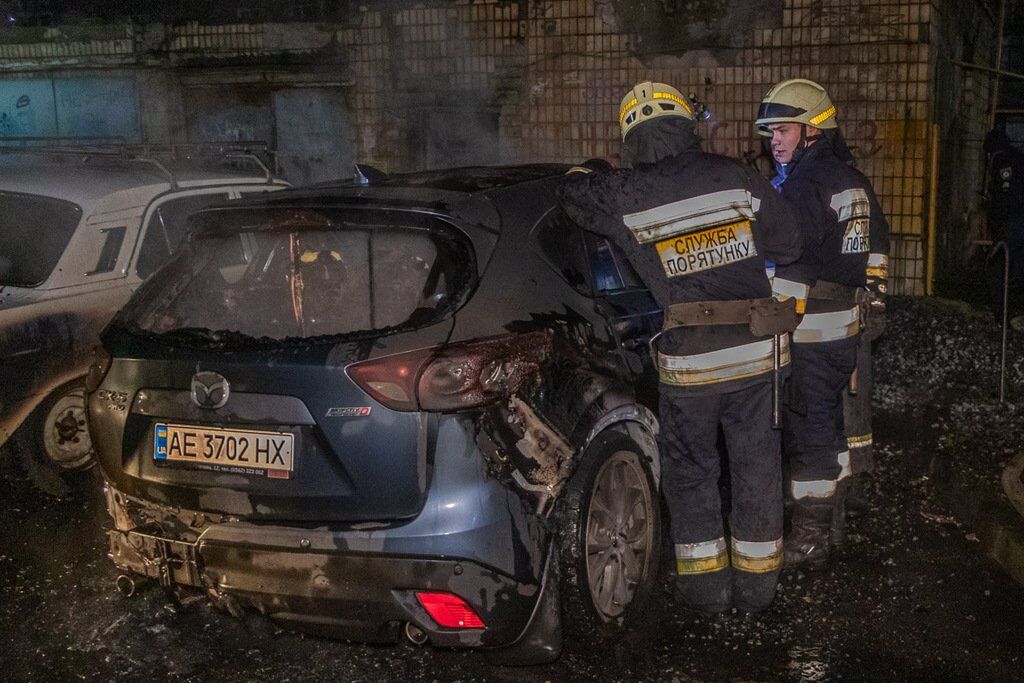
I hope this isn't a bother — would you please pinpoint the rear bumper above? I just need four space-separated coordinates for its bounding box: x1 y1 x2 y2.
107 517 541 647
101 412 553 649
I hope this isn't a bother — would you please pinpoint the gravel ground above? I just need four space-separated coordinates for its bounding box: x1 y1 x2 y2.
1 297 1023 682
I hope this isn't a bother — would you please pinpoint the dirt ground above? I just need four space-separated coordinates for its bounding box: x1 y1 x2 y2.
1 297 1023 681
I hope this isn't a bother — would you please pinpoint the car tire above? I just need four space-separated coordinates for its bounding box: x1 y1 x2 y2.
14 380 96 496
554 430 661 641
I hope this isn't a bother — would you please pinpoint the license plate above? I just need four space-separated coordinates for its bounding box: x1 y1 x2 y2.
154 423 294 479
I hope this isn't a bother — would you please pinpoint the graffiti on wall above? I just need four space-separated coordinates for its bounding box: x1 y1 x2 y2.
0 78 140 141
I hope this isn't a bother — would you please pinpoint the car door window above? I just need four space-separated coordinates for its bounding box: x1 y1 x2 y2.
136 193 230 279
531 208 591 296
0 192 82 287
88 226 127 275
582 231 644 294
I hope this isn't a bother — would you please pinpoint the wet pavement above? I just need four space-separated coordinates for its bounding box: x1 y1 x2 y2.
2 297 1024 681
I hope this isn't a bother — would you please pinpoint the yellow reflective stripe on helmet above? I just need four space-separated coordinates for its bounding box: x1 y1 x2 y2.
675 538 729 575
731 538 783 573
618 97 638 125
810 105 836 126
653 91 693 114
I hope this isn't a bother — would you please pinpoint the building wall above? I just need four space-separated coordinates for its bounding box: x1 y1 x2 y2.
339 0 984 296
930 0 999 293
0 0 1000 295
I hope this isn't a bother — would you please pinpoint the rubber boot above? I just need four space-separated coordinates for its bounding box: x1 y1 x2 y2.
784 498 833 570
674 569 732 616
845 475 870 519
733 568 781 614
830 479 849 549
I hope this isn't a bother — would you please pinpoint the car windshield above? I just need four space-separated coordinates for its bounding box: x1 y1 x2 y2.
116 207 477 346
0 191 83 287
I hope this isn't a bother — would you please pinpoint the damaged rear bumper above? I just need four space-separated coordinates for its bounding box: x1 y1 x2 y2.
108 522 539 646
102 417 552 651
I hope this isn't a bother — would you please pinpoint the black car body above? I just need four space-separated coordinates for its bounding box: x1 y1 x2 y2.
89 165 666 663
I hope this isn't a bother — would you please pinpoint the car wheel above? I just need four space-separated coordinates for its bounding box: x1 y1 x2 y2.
555 430 661 639
39 384 95 470
14 381 95 496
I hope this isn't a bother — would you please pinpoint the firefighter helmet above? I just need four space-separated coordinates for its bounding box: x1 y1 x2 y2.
619 81 694 140
755 78 838 136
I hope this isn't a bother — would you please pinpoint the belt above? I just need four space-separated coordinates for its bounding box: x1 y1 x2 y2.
663 297 775 330
808 280 861 303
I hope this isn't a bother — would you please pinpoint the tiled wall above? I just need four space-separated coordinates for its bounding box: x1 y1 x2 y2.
334 0 962 295
0 0 997 295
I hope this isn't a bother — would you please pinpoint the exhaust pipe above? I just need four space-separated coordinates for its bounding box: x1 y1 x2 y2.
404 622 429 646
115 574 136 598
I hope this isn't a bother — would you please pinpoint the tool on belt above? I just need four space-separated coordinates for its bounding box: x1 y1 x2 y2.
652 296 799 428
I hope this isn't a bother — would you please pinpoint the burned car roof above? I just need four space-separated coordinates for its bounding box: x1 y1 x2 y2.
194 164 574 228
233 164 572 206
370 164 571 192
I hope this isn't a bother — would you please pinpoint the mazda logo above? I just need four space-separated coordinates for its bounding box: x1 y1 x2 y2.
191 371 229 409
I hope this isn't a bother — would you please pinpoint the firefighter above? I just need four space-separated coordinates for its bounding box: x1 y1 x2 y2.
559 82 807 614
755 78 889 567
983 129 1024 329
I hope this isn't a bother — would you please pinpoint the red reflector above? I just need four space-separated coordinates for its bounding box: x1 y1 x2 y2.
416 591 485 629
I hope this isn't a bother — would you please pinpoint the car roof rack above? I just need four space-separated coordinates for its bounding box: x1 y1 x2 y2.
0 137 279 189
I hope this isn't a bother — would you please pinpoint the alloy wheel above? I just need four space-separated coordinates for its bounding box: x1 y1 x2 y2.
584 449 655 620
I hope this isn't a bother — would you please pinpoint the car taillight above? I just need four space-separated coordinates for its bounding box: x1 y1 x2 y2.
416 591 485 629
346 346 435 411
346 332 551 413
84 346 112 394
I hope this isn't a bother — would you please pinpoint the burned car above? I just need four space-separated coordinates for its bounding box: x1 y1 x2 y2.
89 165 665 663
0 147 287 482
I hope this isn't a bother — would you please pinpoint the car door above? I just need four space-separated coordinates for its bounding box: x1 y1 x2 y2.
530 206 661 384
579 229 662 381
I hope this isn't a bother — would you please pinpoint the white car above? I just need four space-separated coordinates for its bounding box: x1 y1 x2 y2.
0 152 289 483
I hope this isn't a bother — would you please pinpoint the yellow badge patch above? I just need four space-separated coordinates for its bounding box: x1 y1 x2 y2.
655 221 757 277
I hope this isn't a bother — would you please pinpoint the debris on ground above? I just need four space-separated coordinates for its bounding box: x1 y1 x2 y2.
1 297 1023 680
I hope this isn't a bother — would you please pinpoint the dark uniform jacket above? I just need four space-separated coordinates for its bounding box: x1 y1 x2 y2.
558 140 805 395
988 144 1024 264
778 141 890 322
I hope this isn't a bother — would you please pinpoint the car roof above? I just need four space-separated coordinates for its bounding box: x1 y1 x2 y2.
0 156 278 208
277 163 572 202
206 164 571 221
369 164 571 192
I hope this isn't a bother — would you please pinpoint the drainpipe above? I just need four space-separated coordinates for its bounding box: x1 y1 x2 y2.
991 0 1007 130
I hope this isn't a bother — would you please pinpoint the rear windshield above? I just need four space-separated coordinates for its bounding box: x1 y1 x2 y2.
115 207 476 346
0 191 82 287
